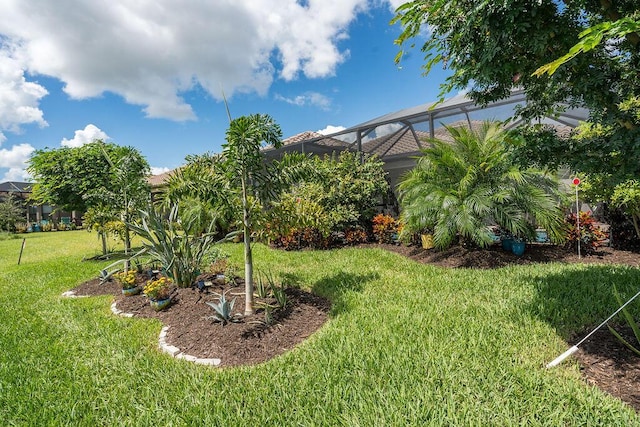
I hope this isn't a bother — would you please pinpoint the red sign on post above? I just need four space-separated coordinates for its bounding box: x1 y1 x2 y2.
572 177 581 186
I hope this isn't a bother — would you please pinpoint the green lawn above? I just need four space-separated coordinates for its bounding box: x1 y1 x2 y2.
1 231 639 425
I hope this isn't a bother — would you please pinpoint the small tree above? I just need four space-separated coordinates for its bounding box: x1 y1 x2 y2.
86 146 150 254
0 194 23 232
29 141 150 254
222 114 282 315
83 204 119 256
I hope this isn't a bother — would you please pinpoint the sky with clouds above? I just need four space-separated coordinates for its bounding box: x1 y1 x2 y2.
0 0 451 181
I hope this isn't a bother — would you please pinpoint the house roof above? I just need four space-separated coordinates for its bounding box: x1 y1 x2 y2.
148 171 174 188
0 181 33 193
263 89 587 161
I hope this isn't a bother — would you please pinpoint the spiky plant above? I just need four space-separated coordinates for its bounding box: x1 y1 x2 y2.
398 121 565 249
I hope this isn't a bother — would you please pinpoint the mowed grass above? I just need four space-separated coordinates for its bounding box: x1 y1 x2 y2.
1 231 639 425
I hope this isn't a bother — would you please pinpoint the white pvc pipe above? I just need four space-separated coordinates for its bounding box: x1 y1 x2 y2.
546 346 578 368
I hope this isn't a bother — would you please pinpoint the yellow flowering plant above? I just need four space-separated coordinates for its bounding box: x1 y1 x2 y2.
114 270 137 290
143 276 172 301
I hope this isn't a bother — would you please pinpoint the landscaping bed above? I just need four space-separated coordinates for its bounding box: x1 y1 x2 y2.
373 242 640 412
71 276 330 367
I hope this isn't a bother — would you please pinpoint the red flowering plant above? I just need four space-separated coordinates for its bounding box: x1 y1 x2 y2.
372 214 399 244
564 211 607 255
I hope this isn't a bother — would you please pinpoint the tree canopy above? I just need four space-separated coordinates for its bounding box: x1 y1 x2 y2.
392 1 640 179
28 141 150 253
28 141 148 213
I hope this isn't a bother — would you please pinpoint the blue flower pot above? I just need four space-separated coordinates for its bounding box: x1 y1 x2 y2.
501 238 513 251
122 286 141 296
150 298 171 311
511 240 526 256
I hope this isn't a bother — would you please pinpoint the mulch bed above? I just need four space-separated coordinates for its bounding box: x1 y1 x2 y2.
70 275 330 367
69 242 640 411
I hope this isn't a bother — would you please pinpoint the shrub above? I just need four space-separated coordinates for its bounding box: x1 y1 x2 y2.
344 227 369 245
611 179 640 240
372 214 399 244
564 211 607 254
129 203 220 287
262 152 389 249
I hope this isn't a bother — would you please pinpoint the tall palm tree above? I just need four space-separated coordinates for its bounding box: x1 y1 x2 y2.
399 121 565 249
223 114 282 315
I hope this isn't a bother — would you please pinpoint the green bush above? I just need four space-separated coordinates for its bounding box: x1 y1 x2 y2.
263 152 388 248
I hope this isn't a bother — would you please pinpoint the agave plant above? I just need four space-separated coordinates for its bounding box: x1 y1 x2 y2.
399 121 566 249
206 291 241 325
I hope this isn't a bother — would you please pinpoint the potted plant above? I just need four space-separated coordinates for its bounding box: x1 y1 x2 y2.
511 236 526 256
114 270 141 296
501 232 514 251
143 276 172 310
420 231 434 249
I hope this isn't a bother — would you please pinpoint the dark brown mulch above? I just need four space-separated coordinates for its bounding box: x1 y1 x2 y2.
372 242 640 269
70 275 330 367
69 243 640 411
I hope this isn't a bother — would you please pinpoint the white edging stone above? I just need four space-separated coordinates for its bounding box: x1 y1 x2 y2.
104 302 222 366
158 326 221 366
61 290 88 298
110 302 134 318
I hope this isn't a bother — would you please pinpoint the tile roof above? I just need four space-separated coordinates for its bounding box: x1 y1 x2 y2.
0 181 33 193
147 171 174 187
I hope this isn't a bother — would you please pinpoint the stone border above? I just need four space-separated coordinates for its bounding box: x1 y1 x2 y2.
158 326 221 366
63 292 222 366
61 290 88 298
109 301 221 366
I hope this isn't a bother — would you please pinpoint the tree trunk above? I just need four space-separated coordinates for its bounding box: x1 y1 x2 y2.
100 232 107 256
241 175 254 316
632 213 640 240
124 224 131 255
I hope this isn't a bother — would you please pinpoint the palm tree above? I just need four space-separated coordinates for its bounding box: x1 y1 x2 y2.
398 121 565 249
223 114 282 315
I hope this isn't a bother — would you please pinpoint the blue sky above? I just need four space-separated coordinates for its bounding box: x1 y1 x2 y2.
0 0 452 181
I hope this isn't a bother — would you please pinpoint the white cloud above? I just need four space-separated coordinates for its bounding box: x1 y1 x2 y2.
61 124 110 148
0 143 35 181
386 0 409 12
0 0 374 121
317 125 346 135
275 92 332 110
0 41 48 142
150 166 171 176
1 167 31 182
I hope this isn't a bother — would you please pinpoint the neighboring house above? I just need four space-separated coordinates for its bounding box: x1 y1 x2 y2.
148 170 175 203
0 181 77 225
